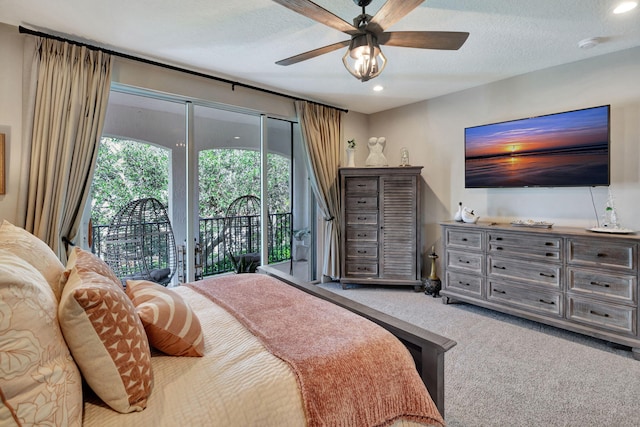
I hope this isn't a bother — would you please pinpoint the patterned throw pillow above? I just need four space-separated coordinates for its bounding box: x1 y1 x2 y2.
58 248 153 413
126 280 205 357
0 220 65 301
0 249 83 427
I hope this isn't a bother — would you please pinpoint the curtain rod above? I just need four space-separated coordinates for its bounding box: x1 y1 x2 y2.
18 25 349 114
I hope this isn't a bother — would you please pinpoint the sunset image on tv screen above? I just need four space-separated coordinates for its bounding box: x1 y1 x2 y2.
464 105 610 188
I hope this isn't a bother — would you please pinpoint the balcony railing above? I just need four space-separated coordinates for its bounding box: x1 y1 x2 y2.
92 212 292 278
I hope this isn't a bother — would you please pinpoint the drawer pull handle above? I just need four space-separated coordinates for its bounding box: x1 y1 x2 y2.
596 253 607 258
545 242 555 246
495 237 503 241
461 238 468 242
590 310 610 318
539 272 555 278
357 201 367 204
357 184 366 187
357 250 367 254
545 253 555 257
494 289 506 294
357 217 367 220
458 281 471 287
459 259 471 264
357 234 367 238
590 281 611 288
495 246 503 251
493 265 506 270
539 299 555 305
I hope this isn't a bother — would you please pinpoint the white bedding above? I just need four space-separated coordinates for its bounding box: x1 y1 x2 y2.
82 286 437 426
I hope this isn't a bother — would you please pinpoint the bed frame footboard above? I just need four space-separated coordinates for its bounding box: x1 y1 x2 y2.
259 266 457 418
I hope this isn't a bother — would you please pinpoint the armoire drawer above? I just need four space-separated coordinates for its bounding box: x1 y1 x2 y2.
345 196 378 211
345 226 377 243
567 267 637 304
488 256 561 289
488 280 563 317
567 239 636 271
345 243 378 259
345 211 378 226
345 177 378 193
567 296 637 336
345 261 378 277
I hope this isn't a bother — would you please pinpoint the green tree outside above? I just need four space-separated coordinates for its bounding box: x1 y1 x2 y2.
91 138 291 225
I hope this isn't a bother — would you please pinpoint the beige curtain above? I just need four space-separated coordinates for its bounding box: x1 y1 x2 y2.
24 38 112 262
295 101 342 279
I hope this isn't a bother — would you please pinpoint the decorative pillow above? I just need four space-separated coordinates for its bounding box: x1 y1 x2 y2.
0 387 20 427
58 247 153 413
0 220 65 301
0 249 83 427
126 280 205 357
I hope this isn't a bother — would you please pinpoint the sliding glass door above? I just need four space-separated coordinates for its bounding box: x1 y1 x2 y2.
89 86 314 284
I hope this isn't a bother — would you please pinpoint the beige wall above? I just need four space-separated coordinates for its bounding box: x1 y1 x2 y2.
0 24 28 224
368 47 640 257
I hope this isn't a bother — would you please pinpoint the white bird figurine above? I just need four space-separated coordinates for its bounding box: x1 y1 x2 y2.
461 207 479 224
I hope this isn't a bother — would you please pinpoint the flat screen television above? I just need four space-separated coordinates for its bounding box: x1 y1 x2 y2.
464 105 610 188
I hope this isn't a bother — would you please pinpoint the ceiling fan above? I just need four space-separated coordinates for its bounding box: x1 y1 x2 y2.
272 0 470 82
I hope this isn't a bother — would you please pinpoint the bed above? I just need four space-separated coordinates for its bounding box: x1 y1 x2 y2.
0 220 456 426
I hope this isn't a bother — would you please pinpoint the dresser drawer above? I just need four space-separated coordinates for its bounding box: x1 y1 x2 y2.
567 238 636 271
345 261 378 277
345 177 378 193
346 226 377 243
488 232 561 250
488 280 562 317
567 296 637 336
345 243 378 259
445 271 483 297
446 229 483 250
567 267 637 304
488 256 561 289
345 211 378 226
447 250 483 274
345 196 378 211
488 243 561 261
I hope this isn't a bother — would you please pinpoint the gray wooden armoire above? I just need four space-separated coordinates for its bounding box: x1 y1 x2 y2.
339 166 423 290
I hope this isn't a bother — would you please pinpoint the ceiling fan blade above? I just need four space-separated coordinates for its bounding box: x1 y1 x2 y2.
271 0 359 35
367 0 425 33
378 31 470 50
276 40 351 66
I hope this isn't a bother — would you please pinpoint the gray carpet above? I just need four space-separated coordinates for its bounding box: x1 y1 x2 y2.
317 282 640 427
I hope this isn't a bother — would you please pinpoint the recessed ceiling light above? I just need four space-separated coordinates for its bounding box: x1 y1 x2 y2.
578 37 600 49
613 1 638 14
373 85 384 92
233 136 240 139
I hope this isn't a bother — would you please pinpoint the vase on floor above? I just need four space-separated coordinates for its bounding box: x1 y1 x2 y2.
346 148 356 167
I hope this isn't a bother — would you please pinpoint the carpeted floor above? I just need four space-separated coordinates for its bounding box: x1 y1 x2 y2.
317 282 640 427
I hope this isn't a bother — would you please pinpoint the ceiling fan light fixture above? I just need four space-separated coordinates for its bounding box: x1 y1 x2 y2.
342 33 387 82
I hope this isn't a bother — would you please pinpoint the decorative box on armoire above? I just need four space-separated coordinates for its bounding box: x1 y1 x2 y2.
339 166 423 290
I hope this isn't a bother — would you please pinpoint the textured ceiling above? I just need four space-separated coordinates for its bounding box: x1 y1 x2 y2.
2 0 640 113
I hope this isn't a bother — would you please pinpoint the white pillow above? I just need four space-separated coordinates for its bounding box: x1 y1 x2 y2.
0 249 83 427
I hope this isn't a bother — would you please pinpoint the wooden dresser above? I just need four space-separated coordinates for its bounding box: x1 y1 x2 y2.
440 221 640 359
339 167 423 290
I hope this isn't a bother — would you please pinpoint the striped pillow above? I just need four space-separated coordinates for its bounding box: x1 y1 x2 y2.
126 280 204 357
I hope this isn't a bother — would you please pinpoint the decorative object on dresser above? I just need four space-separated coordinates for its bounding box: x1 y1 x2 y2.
400 147 410 166
346 138 356 167
453 202 463 222
440 221 640 360
365 137 388 167
425 246 442 297
340 166 423 291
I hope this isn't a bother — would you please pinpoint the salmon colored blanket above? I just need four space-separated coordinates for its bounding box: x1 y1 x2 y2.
186 274 444 427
